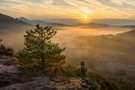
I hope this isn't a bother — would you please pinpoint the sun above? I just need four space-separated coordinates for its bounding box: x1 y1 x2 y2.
83 16 88 20
81 15 90 23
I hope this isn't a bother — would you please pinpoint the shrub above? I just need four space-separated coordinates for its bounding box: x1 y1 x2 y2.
91 81 101 90
0 40 14 56
61 64 78 77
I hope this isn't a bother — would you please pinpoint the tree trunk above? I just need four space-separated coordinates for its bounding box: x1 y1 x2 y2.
41 58 45 68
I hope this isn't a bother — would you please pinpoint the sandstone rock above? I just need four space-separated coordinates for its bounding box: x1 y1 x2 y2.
0 59 91 90
0 76 84 90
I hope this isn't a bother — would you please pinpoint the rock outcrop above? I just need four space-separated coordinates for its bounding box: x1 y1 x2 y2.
0 76 85 90
0 58 91 90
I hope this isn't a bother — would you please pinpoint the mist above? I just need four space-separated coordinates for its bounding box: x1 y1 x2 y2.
0 26 130 52
0 26 135 78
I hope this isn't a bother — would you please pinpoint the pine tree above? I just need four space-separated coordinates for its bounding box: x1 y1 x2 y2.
16 25 65 74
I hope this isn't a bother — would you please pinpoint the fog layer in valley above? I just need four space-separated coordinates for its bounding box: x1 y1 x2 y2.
0 26 135 79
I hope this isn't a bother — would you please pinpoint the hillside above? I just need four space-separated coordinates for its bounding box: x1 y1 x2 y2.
93 19 135 26
18 17 67 26
0 13 32 29
118 29 135 36
69 29 135 81
0 58 134 90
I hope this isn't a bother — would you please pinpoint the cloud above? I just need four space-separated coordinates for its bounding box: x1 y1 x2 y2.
0 0 135 20
111 0 124 5
110 0 135 7
64 0 135 19
52 0 71 6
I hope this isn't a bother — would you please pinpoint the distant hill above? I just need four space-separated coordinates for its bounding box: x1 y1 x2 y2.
117 29 135 37
0 13 32 29
125 29 135 35
76 22 135 29
89 23 135 29
18 17 31 24
18 17 67 26
18 17 135 28
93 19 135 26
1 13 135 29
19 18 135 26
75 23 113 28
120 25 135 29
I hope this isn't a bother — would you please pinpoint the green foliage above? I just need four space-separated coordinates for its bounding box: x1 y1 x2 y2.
15 49 33 65
60 63 135 90
61 64 78 77
115 69 127 76
16 25 65 74
91 81 101 90
80 61 87 77
72 61 88 78
61 62 88 77
0 39 14 56
61 63 134 90
87 72 135 90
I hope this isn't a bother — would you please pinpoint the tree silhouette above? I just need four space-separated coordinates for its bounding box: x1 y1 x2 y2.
80 61 87 77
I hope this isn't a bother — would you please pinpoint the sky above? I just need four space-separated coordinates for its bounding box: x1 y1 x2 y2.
0 0 135 21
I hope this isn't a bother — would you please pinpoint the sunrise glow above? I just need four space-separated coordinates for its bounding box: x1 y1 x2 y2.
83 16 88 20
0 0 135 20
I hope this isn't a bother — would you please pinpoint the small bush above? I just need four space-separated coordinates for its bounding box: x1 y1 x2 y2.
91 81 101 90
61 64 78 77
0 40 14 56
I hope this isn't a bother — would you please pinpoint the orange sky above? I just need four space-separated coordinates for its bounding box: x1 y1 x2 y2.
0 0 135 21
